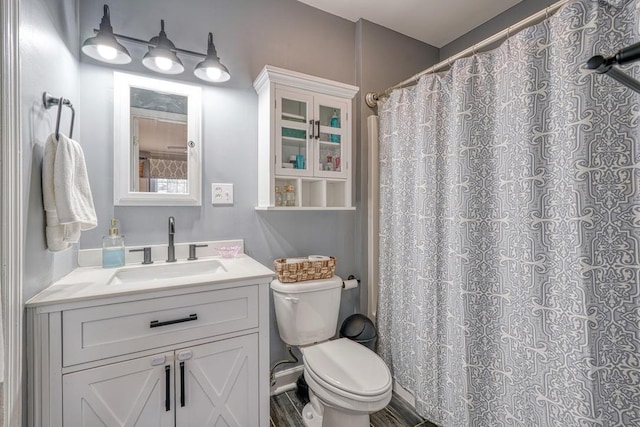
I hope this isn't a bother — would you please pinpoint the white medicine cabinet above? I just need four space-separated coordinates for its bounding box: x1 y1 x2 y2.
254 66 359 210
113 72 203 206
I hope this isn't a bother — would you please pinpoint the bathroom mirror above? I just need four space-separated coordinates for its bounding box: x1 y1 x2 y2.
113 72 202 205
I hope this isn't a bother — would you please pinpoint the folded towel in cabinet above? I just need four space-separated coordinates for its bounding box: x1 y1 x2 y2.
42 133 97 251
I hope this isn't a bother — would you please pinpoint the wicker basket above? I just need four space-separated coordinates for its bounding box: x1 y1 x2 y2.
274 256 336 283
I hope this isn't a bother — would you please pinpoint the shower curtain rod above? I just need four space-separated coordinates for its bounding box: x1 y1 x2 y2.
365 0 572 108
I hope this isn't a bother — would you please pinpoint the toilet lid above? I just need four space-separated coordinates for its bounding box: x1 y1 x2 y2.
303 338 391 397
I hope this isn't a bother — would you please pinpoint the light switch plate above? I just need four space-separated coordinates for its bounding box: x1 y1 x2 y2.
212 183 233 205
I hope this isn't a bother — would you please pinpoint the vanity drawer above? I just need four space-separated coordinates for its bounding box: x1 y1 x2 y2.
62 286 258 367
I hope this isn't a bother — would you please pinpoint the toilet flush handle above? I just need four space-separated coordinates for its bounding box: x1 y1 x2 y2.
285 296 299 304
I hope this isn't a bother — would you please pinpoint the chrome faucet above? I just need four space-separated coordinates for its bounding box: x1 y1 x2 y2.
167 216 176 262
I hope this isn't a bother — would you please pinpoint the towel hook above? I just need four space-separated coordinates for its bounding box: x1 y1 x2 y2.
42 92 75 139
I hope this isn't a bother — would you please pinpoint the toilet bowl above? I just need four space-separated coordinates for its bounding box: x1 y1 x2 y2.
300 338 392 427
270 277 392 427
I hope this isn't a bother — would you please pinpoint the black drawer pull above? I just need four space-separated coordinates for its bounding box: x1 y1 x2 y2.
165 365 171 412
150 314 198 328
180 361 186 407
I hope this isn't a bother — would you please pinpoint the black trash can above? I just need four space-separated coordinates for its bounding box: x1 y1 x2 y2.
296 372 309 402
339 313 378 350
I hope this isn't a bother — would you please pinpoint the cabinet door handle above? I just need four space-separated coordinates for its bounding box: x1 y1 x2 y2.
165 365 171 412
150 314 198 328
309 119 314 139
315 120 320 140
180 361 186 407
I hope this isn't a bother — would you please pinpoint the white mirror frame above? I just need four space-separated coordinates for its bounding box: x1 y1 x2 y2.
113 72 202 206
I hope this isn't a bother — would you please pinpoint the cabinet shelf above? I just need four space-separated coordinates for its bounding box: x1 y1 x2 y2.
282 121 308 131
282 136 307 146
282 112 305 122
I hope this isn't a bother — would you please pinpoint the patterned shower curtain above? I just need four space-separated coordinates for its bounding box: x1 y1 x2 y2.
377 0 640 426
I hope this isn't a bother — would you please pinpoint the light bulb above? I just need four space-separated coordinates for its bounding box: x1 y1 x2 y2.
97 45 117 60
206 67 222 81
154 56 173 71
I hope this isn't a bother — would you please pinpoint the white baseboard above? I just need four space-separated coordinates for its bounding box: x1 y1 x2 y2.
270 365 304 396
393 380 416 408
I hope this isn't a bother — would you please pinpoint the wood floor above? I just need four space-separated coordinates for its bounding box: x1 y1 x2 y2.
270 388 437 427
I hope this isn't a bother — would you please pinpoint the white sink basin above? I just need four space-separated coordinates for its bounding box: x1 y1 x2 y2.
107 259 227 286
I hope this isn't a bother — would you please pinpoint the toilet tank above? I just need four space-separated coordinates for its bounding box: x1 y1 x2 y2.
270 276 343 346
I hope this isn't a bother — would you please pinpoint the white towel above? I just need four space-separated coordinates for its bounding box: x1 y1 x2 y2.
42 133 97 251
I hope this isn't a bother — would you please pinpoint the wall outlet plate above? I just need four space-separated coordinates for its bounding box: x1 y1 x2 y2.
212 183 233 205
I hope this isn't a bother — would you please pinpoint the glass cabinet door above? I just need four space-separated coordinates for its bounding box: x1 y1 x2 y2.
275 89 314 177
314 95 348 179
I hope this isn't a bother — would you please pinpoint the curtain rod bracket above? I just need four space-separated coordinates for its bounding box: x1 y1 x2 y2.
365 92 380 108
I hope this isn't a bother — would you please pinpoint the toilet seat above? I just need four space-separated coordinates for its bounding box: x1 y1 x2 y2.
303 338 392 400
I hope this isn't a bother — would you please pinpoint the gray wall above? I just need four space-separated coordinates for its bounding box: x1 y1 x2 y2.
440 0 558 60
354 19 439 312
21 0 80 302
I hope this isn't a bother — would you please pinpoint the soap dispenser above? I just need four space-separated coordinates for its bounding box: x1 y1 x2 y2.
102 218 125 268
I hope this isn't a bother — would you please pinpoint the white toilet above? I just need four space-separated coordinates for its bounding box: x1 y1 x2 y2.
271 276 392 427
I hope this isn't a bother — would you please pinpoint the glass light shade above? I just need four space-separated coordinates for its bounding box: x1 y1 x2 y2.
96 45 117 60
154 56 174 71
206 67 222 81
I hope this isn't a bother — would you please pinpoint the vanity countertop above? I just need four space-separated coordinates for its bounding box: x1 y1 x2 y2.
26 252 275 309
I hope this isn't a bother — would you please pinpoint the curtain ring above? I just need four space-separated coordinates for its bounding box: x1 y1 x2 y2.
545 6 550 19
472 44 477 56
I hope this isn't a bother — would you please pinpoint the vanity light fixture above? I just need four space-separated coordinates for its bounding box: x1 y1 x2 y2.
82 4 231 83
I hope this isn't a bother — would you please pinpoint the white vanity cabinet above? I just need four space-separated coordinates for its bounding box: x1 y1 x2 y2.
254 65 359 210
27 277 271 427
63 335 258 427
